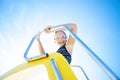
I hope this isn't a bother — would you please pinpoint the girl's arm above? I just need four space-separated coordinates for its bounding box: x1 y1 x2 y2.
65 23 77 54
36 34 45 54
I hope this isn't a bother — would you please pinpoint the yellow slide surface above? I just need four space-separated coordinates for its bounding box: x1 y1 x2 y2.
0 53 77 80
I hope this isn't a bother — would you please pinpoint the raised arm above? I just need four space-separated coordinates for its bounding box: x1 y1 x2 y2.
65 23 77 54
36 34 45 54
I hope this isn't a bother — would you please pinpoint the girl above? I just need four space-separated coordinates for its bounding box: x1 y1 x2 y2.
36 23 77 64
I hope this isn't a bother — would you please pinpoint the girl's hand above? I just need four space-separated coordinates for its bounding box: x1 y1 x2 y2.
44 26 52 33
36 34 40 42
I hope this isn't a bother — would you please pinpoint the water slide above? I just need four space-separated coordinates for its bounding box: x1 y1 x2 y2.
0 24 119 80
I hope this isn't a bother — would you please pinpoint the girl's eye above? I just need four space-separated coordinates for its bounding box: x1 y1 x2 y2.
54 36 66 40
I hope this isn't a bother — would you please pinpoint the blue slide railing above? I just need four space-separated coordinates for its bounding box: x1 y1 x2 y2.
62 24 119 80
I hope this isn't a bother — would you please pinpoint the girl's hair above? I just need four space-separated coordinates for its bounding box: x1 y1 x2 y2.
55 30 67 39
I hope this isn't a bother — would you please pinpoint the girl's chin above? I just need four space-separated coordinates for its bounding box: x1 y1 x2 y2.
57 42 65 46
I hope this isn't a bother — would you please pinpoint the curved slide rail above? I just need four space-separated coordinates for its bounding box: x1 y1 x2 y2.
71 65 89 80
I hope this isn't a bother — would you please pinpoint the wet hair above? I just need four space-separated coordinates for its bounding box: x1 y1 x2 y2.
55 30 67 39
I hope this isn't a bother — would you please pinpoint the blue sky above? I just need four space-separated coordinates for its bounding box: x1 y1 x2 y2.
0 0 120 79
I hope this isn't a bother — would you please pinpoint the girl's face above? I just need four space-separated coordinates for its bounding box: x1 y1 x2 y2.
54 31 67 46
